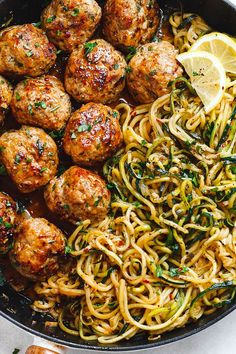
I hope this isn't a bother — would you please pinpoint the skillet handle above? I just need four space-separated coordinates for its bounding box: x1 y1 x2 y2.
25 346 60 354
25 337 66 354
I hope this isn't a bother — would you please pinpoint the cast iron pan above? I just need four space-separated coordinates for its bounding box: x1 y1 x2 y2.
0 0 235 352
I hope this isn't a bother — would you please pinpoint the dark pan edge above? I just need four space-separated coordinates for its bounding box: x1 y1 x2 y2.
1 303 236 351
0 0 236 351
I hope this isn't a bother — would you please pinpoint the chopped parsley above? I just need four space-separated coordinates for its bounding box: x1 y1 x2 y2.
71 132 77 140
56 30 61 36
26 50 33 57
94 196 102 206
84 42 97 57
32 21 41 28
141 140 147 146
28 104 33 115
125 66 132 73
65 245 72 254
72 8 80 16
40 167 47 174
63 204 70 210
169 267 189 277
35 101 47 109
77 124 92 132
114 63 119 70
12 349 20 354
15 92 21 101
156 265 163 277
192 71 199 76
14 154 21 165
46 15 56 23
126 46 137 62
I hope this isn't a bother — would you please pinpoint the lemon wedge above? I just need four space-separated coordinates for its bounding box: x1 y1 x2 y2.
177 51 226 113
190 32 236 74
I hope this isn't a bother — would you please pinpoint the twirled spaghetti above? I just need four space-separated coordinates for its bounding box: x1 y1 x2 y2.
33 13 236 343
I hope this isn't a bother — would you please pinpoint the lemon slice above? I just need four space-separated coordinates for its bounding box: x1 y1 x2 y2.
190 32 236 74
177 51 226 114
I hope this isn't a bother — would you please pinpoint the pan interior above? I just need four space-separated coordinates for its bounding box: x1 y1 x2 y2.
0 0 235 350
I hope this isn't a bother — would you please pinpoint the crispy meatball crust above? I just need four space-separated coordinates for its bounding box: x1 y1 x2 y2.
0 126 59 193
0 24 56 77
65 39 127 104
103 0 159 50
9 218 65 281
63 103 123 165
44 166 111 224
0 75 13 124
11 75 71 131
41 0 102 52
0 192 18 254
127 41 183 103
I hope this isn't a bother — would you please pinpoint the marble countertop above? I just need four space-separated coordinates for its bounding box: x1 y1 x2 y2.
1 0 236 353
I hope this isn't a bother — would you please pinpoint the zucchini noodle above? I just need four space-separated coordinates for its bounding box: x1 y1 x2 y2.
33 13 236 343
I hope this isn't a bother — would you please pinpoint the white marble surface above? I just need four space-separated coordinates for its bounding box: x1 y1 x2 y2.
1 0 236 353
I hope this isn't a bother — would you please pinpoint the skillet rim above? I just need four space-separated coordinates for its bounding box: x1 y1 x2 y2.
1 302 236 351
0 0 236 350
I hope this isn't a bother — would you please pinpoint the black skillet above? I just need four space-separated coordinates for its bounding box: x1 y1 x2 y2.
0 0 235 352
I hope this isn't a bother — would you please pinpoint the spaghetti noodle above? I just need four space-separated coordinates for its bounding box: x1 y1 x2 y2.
33 13 236 343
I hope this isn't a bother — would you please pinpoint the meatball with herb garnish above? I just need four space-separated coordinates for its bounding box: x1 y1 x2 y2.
0 75 13 124
0 192 18 255
103 0 159 51
10 75 71 131
44 166 111 224
127 41 183 103
65 39 127 103
0 24 56 77
63 103 123 166
9 218 65 281
0 126 59 193
41 0 102 52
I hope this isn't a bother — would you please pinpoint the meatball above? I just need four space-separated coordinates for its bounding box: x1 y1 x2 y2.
10 75 71 131
44 166 111 224
65 39 127 103
9 218 65 281
0 192 18 254
0 126 58 193
103 0 159 50
41 0 102 52
0 75 13 124
63 103 123 165
127 41 183 103
0 24 56 77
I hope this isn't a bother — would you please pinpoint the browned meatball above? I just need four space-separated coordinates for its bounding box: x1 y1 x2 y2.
9 218 65 281
63 103 123 165
103 0 159 50
0 126 58 193
0 75 13 124
0 24 56 77
0 192 18 254
41 0 102 52
127 41 183 103
44 166 111 224
65 39 127 103
10 75 71 131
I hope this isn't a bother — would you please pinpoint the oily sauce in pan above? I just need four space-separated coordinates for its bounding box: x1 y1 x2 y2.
0 4 173 292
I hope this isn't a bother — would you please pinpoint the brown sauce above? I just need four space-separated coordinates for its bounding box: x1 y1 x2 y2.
0 12 173 292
